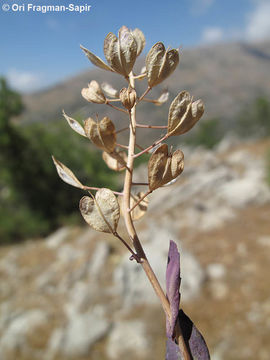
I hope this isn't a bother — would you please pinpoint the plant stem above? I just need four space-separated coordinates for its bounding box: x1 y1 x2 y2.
122 71 191 360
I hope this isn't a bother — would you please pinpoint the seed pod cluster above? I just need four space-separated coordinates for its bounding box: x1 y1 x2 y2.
53 26 205 241
81 26 145 78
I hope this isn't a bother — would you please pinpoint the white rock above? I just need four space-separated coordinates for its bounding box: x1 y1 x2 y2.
0 310 47 351
45 227 70 248
106 320 149 359
206 263 226 280
89 241 109 278
62 307 110 357
257 236 270 247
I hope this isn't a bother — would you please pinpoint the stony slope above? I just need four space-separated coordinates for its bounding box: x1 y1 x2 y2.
1 137 270 360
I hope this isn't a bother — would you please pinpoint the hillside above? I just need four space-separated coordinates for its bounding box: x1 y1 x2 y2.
1 137 270 359
21 39 270 130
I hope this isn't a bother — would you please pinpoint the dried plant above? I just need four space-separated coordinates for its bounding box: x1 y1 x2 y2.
52 26 210 360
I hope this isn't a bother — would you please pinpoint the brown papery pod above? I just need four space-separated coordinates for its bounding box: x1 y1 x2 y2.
84 116 116 153
148 144 168 190
103 26 137 77
132 28 146 56
79 188 120 233
81 80 106 104
102 150 127 171
146 42 179 87
148 144 184 191
119 87 136 110
80 45 114 72
52 156 84 189
167 91 204 136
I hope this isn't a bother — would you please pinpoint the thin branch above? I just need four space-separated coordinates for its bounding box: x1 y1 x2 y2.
136 123 168 129
116 143 129 149
133 73 147 80
128 190 152 213
135 143 145 151
116 126 129 134
106 102 128 114
133 133 169 158
137 86 151 103
113 232 140 262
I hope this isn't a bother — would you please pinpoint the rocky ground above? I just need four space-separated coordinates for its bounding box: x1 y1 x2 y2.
0 136 270 360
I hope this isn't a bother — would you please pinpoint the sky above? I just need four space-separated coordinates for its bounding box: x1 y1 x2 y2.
1 0 270 93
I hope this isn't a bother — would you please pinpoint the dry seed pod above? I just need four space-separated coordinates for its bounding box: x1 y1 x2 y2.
101 82 118 98
119 192 149 221
148 144 184 191
79 189 120 233
167 91 204 136
102 150 127 171
81 80 106 104
119 87 136 110
146 42 179 87
52 156 84 189
104 26 137 77
80 45 114 72
84 116 116 153
63 111 86 137
131 28 146 56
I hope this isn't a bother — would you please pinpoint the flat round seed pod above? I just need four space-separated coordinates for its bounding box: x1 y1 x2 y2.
146 43 179 87
81 80 106 104
84 117 116 153
148 144 184 191
168 91 204 136
79 189 120 233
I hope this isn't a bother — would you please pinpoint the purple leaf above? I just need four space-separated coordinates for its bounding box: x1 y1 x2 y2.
166 310 210 360
166 240 181 338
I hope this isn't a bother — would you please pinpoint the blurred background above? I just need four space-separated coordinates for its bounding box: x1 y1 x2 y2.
0 0 270 359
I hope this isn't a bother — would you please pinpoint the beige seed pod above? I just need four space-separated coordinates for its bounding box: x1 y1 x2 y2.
84 116 116 153
167 91 204 136
79 189 120 233
80 45 114 72
146 42 179 88
148 144 184 191
131 28 146 56
62 111 86 137
104 26 137 77
119 87 137 110
102 150 127 171
52 156 84 189
81 80 106 104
